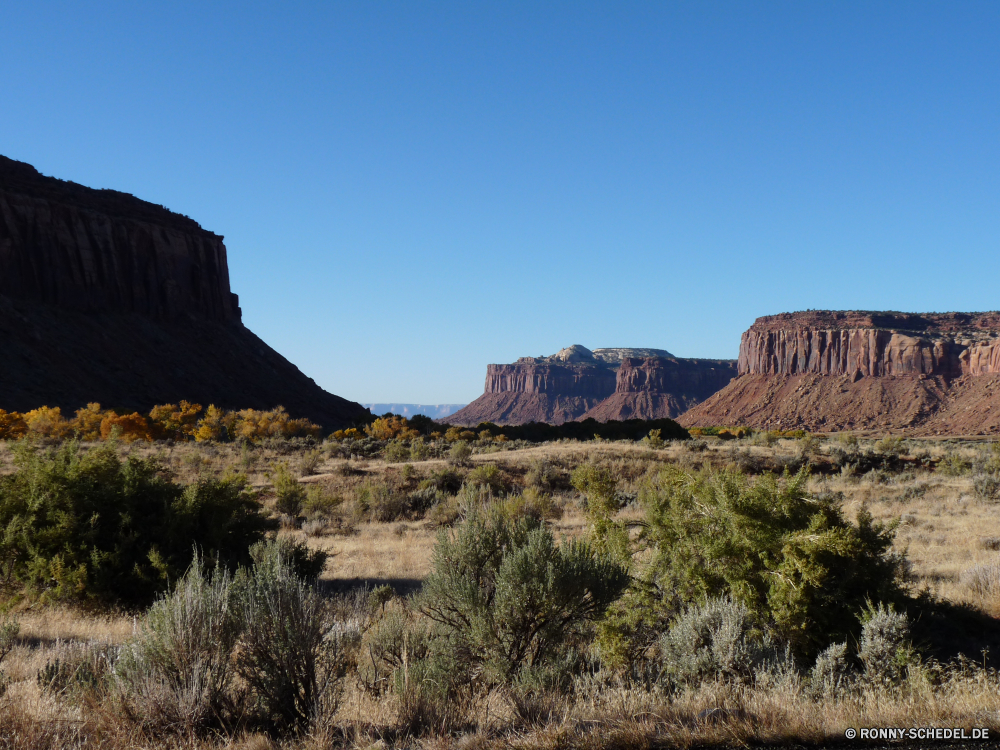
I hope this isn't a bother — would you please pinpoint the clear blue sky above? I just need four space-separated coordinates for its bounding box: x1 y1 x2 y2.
3 2 999 404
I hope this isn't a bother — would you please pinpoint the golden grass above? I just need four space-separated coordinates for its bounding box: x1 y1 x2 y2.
4 434 1000 748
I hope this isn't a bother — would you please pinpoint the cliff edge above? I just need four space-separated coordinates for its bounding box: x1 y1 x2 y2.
0 155 367 429
680 310 1000 434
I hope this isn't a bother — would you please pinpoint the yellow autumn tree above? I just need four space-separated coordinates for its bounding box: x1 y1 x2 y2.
100 413 153 442
0 410 28 440
148 401 203 439
231 407 322 442
364 415 419 441
24 406 71 439
71 403 110 440
194 405 235 442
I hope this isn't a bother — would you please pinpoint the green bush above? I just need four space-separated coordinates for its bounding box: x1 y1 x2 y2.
384 440 411 463
636 467 907 658
859 603 914 687
269 461 306 516
464 463 508 495
447 440 472 467
419 505 629 685
0 442 273 604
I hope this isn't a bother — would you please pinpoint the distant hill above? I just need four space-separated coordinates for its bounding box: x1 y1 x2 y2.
365 404 466 419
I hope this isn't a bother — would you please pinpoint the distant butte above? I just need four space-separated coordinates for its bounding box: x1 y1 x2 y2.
448 345 736 425
0 155 368 429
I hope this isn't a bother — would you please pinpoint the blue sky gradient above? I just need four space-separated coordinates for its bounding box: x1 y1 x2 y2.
3 2 999 403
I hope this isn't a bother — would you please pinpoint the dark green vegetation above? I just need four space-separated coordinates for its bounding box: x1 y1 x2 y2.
0 441 279 604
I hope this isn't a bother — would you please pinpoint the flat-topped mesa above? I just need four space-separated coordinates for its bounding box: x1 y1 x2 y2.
449 345 736 426
0 155 240 321
0 155 367 429
740 311 1000 379
682 310 1000 435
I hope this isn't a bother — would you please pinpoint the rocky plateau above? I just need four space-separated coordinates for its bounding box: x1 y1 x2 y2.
0 155 367 429
681 311 1000 435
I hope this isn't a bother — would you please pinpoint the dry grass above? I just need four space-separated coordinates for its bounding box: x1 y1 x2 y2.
4 433 1000 748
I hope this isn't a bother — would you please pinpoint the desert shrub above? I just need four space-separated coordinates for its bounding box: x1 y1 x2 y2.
384 440 411 463
961 558 1000 601
234 540 343 733
973 472 1000 503
635 467 907 658
829 443 904 475
0 410 28 441
269 461 306 517
0 442 273 603
301 484 342 519
858 603 914 686
937 451 972 476
148 401 203 440
873 436 904 457
808 641 851 697
426 495 462 527
24 406 71 439
37 641 116 701
641 429 665 449
464 463 508 494
357 604 434 696
571 464 630 562
419 505 629 685
406 486 444 516
0 616 19 695
658 597 779 689
525 459 563 492
355 480 408 522
409 438 430 460
499 487 562 523
298 448 323 476
419 468 464 495
448 440 472 467
114 558 238 733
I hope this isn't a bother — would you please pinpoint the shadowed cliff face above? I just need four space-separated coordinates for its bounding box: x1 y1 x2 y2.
683 310 1000 435
0 156 239 321
0 155 366 429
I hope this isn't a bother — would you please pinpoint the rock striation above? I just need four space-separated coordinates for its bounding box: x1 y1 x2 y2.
681 311 1000 434
448 346 736 426
581 356 737 422
0 155 367 429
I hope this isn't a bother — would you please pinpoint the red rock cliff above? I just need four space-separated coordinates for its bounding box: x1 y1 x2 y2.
739 312 1000 378
683 310 1000 435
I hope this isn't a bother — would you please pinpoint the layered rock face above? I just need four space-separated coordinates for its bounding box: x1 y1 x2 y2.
682 311 1000 434
582 357 737 421
448 346 736 425
0 155 367 429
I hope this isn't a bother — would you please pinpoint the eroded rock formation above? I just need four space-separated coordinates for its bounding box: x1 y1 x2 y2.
681 311 1000 434
0 155 367 429
448 346 736 425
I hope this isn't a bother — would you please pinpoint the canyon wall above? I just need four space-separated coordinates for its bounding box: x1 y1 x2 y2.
682 311 1000 435
449 346 736 425
0 155 367 429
